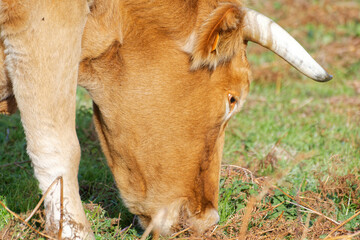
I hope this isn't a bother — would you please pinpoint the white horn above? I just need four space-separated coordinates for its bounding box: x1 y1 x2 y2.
242 8 332 82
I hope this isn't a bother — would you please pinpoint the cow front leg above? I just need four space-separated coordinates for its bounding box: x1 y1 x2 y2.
0 0 94 239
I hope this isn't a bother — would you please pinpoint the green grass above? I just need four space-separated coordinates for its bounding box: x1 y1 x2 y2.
1 0 360 239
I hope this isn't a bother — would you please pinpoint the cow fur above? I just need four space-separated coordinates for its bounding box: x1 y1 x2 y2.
0 0 93 239
79 0 250 236
0 0 251 238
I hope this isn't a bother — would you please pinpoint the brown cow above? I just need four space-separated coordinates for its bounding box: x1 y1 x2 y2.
0 0 331 239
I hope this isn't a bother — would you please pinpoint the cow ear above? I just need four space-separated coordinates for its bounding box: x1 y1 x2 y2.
188 3 246 70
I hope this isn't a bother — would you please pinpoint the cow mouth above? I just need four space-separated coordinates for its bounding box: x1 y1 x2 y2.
139 198 219 236
188 207 220 234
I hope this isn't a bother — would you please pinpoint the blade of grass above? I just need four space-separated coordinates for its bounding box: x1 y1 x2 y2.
324 210 360 239
275 187 340 225
25 176 62 222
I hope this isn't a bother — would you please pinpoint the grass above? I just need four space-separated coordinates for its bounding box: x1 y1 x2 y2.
1 0 360 239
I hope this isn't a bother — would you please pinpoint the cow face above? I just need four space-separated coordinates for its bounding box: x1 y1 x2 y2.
79 0 331 235
80 1 249 234
91 48 250 234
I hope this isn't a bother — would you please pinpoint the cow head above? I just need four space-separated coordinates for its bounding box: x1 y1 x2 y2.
79 0 331 235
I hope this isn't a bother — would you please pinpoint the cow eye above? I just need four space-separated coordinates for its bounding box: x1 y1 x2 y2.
224 93 239 121
228 93 238 112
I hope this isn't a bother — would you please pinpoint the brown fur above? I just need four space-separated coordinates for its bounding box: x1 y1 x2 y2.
79 0 250 235
2 0 252 238
0 38 15 114
0 95 16 115
0 39 12 102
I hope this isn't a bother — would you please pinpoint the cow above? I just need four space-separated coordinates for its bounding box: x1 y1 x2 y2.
0 0 332 239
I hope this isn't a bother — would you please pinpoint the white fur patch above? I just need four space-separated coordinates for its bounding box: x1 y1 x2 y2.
181 31 196 54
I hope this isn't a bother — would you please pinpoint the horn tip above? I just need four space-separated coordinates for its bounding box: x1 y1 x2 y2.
314 73 333 82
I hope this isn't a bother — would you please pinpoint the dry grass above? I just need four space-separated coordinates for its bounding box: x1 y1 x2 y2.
167 163 360 239
1 156 359 239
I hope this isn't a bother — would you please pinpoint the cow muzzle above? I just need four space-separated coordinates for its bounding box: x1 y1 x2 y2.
143 199 219 236
188 207 220 234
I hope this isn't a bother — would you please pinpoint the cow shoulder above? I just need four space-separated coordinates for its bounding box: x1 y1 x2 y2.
81 0 124 60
